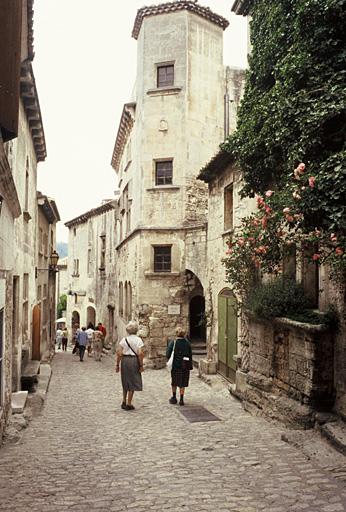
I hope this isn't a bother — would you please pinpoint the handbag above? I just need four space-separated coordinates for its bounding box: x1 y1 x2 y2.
166 340 176 371
182 357 193 371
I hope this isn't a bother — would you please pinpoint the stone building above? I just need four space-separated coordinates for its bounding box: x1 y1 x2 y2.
56 256 69 305
111 1 232 363
198 150 255 380
215 0 346 424
35 192 60 361
65 201 117 346
0 0 52 439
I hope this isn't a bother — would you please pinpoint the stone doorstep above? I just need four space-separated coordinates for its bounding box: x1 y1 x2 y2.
11 391 28 414
320 421 346 455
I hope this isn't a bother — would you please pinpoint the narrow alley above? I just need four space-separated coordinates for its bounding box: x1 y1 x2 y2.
0 351 345 512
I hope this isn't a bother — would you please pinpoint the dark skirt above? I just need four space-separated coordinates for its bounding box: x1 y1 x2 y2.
171 368 190 388
121 356 143 391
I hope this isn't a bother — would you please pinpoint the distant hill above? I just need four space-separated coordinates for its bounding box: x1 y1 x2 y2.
57 242 68 258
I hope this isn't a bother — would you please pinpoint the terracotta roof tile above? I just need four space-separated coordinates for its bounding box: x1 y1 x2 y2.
132 0 229 40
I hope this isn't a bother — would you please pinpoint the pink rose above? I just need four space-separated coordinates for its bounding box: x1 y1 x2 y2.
237 238 245 247
312 253 320 261
265 190 274 197
335 247 343 256
330 233 337 242
283 207 290 214
298 163 305 173
308 176 315 188
265 205 272 214
286 215 294 223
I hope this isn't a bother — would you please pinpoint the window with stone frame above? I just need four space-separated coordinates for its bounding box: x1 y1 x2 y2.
157 64 174 88
119 282 123 317
154 245 172 273
100 234 106 270
73 259 79 277
87 249 93 276
155 160 173 186
22 273 29 340
224 184 234 231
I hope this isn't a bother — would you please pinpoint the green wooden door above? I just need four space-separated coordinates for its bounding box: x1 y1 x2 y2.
218 290 237 382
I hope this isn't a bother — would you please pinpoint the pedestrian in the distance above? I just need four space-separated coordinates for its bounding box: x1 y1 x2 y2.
98 322 107 338
56 328 63 350
166 326 193 406
77 327 88 362
86 322 94 357
61 327 68 352
93 326 104 361
115 321 144 410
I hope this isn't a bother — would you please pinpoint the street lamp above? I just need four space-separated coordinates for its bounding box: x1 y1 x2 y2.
35 249 60 278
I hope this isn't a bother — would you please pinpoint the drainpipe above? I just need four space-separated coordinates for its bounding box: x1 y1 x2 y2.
224 66 231 140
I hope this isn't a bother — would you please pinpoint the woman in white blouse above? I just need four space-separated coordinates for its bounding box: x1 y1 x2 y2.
115 321 144 410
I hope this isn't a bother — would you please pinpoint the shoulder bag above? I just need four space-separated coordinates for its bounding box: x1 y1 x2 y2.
125 338 141 371
166 339 176 371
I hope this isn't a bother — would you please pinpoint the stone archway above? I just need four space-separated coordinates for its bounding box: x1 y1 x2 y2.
72 310 80 339
86 306 96 328
189 295 206 341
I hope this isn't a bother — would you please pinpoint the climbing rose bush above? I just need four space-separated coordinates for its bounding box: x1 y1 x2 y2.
223 164 346 297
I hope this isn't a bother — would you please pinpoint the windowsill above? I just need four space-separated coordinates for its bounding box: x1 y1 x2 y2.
144 271 180 278
23 211 31 222
147 86 182 97
146 185 180 192
222 228 234 237
99 267 105 272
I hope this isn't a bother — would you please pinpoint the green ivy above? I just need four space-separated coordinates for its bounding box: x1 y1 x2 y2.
223 0 346 235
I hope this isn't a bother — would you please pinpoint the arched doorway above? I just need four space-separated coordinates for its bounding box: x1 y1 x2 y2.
218 289 237 382
86 306 96 327
72 310 80 339
189 295 206 341
32 305 41 361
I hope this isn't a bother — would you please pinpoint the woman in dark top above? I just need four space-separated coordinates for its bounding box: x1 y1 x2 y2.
166 326 193 406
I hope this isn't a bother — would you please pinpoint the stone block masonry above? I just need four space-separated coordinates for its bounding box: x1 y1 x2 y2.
0 351 345 511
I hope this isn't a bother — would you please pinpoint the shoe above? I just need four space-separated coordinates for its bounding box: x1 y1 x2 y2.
126 404 135 410
121 402 127 410
179 398 185 406
169 396 178 405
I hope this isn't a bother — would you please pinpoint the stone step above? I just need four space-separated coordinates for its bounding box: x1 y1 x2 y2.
21 360 40 391
321 421 346 455
11 391 28 414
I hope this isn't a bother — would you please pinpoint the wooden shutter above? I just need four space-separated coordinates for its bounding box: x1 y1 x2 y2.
0 0 23 141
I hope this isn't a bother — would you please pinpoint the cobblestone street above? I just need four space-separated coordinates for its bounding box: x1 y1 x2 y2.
0 351 345 512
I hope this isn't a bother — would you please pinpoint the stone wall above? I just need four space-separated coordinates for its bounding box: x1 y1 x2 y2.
237 314 335 427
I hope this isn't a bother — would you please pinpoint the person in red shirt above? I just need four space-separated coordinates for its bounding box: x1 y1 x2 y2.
98 322 106 337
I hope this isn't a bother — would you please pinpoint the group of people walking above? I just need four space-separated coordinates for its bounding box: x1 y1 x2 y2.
56 322 107 362
116 321 193 410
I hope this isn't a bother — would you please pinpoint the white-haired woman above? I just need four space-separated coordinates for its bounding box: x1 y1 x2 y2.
115 321 144 410
166 326 193 406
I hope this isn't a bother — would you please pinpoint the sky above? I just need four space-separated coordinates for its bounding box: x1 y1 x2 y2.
34 0 248 243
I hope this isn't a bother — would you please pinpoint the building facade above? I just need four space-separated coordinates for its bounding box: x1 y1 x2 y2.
65 201 117 346
35 192 60 361
0 0 59 442
111 1 231 363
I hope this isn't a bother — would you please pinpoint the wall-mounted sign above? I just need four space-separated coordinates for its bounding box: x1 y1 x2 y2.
168 305 180 315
